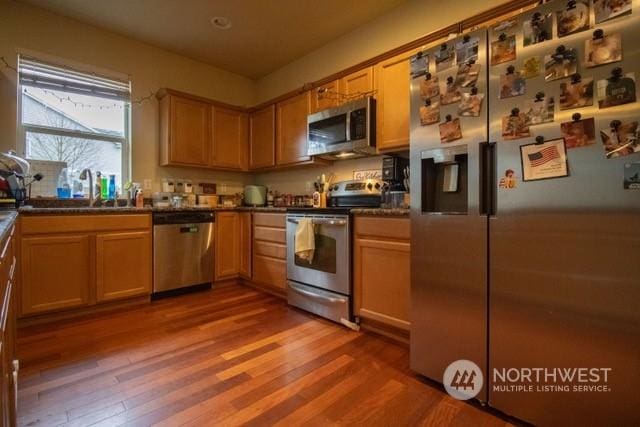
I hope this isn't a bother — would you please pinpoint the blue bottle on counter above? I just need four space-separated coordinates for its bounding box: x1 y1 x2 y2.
56 168 71 199
108 175 116 200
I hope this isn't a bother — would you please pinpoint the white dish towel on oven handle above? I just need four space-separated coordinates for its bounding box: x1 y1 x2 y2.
294 218 315 263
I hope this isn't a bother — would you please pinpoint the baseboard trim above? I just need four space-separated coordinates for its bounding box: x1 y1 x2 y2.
359 317 410 347
240 279 287 299
18 296 150 327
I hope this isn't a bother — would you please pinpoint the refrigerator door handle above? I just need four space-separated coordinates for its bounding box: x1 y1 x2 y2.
479 141 497 216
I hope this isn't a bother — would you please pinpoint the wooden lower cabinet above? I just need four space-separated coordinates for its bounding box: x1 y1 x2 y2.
215 212 240 280
96 231 151 302
21 234 91 315
252 255 286 290
353 216 411 331
0 224 17 427
19 214 152 317
251 213 286 293
239 212 252 279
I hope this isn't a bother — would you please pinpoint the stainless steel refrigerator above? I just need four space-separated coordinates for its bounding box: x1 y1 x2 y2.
409 0 640 425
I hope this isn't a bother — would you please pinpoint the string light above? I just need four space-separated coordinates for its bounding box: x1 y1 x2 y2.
2 56 159 109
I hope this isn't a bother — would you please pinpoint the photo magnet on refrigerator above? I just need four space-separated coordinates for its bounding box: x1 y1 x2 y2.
623 162 640 189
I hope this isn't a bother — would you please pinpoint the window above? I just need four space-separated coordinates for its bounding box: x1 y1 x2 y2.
18 56 130 195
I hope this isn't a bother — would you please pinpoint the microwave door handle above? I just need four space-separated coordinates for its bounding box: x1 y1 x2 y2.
345 111 351 142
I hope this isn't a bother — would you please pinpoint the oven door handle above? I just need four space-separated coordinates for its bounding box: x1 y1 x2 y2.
288 282 344 304
287 218 347 226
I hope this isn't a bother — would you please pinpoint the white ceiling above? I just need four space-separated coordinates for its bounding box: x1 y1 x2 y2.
18 0 408 79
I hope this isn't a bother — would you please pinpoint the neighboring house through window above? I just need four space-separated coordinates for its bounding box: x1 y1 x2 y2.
18 56 130 196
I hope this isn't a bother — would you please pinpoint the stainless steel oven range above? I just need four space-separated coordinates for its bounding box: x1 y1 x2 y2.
286 212 351 324
286 179 382 326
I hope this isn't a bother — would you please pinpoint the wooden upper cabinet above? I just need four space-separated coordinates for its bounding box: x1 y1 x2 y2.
249 105 276 169
276 91 311 166
211 107 248 170
374 49 419 152
21 234 91 315
342 67 374 100
96 231 152 302
310 79 340 114
162 95 211 166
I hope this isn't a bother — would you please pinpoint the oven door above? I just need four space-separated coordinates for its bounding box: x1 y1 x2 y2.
286 214 350 295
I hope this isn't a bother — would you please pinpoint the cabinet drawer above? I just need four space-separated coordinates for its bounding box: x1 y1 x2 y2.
354 217 410 241
254 240 286 260
253 213 285 228
254 226 285 244
21 214 151 235
253 255 286 290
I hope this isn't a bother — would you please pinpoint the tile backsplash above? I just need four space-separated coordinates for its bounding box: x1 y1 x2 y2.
28 159 67 197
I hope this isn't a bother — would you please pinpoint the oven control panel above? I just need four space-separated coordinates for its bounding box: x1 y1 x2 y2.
328 179 382 197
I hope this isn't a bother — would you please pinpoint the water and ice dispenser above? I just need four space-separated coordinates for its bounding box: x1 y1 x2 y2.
420 144 468 214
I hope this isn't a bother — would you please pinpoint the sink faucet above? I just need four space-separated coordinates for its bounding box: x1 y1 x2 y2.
79 168 99 207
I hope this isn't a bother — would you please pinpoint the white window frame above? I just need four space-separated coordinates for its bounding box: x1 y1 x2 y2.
16 56 132 186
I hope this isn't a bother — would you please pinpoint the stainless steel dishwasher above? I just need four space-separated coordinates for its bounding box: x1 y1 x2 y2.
152 211 214 297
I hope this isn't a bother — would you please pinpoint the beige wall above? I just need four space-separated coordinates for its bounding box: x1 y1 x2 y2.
1 0 513 197
255 0 509 103
254 155 391 195
0 0 256 194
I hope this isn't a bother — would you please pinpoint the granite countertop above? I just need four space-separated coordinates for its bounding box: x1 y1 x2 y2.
17 205 289 215
350 208 410 216
19 206 153 215
18 204 407 216
0 211 18 242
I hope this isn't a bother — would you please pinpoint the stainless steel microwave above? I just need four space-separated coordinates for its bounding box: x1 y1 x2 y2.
307 96 376 160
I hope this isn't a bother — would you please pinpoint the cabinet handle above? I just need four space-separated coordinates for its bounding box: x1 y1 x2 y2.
0 235 10 260
13 369 18 416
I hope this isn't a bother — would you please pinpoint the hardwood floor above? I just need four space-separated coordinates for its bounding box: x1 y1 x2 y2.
17 285 514 427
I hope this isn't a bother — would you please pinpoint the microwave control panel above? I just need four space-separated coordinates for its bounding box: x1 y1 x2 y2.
350 108 367 140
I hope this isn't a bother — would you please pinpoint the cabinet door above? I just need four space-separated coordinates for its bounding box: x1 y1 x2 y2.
252 254 286 290
276 92 311 166
354 237 410 330
310 80 340 113
342 67 374 100
211 107 248 170
215 212 240 280
21 235 90 315
249 105 276 169
239 212 252 279
169 95 211 166
96 231 151 302
374 49 419 152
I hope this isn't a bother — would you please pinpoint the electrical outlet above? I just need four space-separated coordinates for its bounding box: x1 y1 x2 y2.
220 183 227 194
143 179 152 190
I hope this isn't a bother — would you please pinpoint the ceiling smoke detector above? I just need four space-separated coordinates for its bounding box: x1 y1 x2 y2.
211 16 232 30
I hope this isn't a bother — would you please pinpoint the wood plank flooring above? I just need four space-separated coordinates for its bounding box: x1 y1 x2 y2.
17 284 514 427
